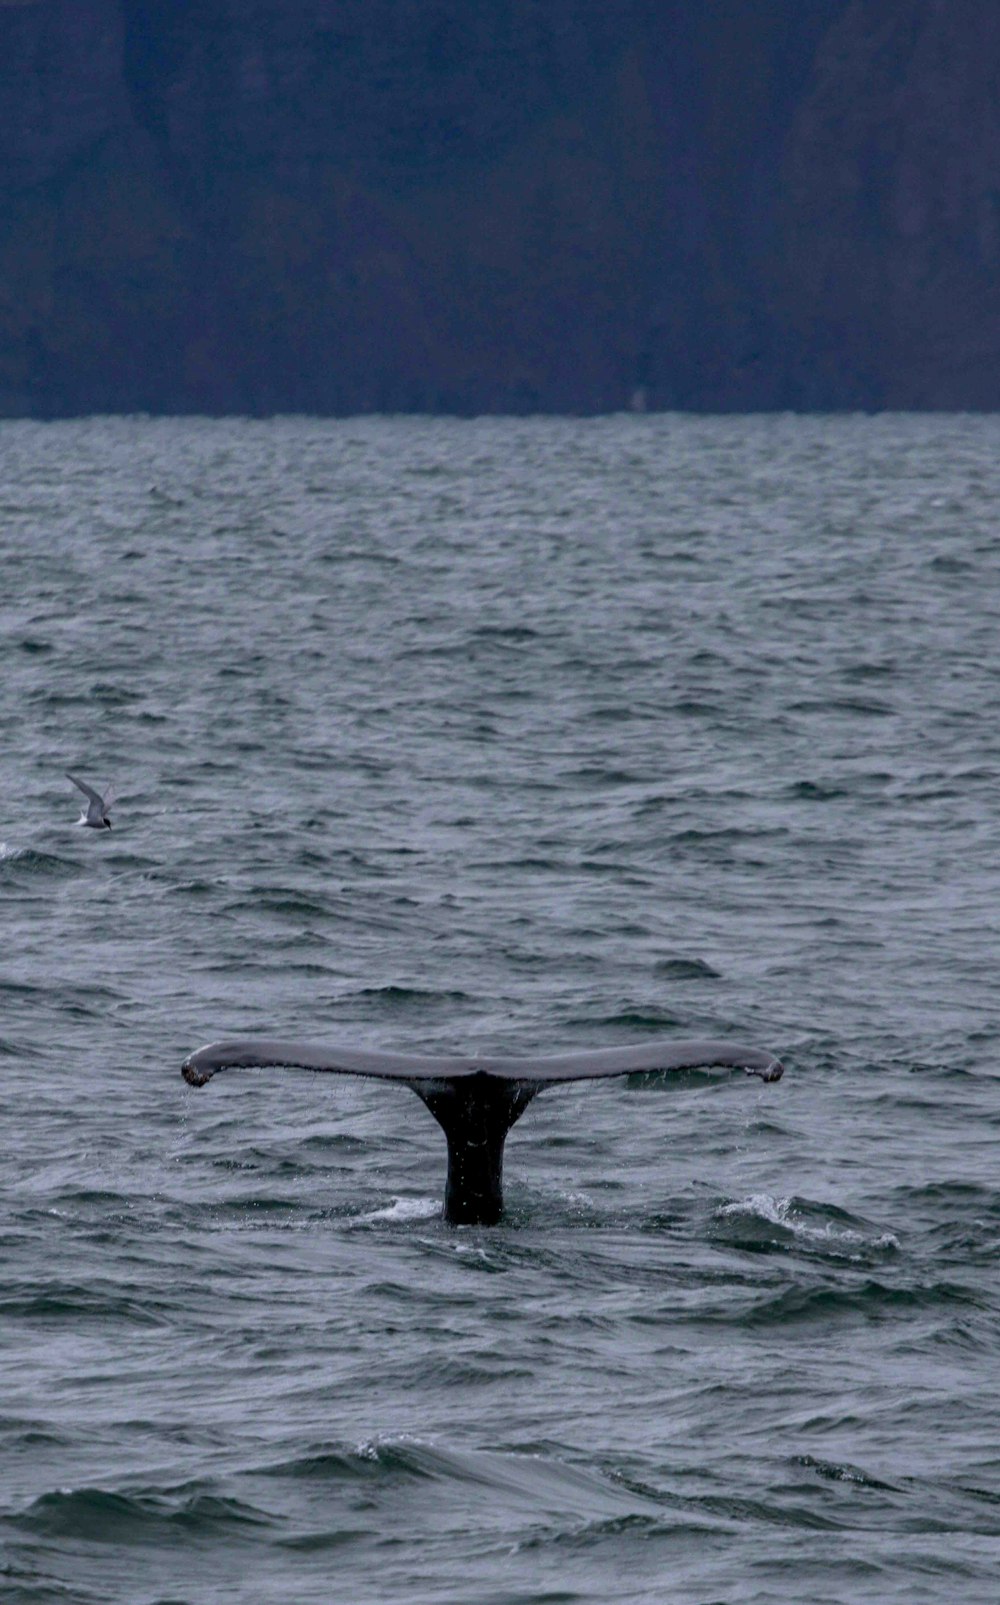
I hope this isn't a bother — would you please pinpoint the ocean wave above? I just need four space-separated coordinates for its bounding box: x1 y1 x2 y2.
712 1194 900 1259
652 957 722 980
227 888 334 919
0 1283 172 1327
590 1009 683 1032
262 1434 662 1525
0 1566 102 1605
791 1454 899 1491
350 985 471 1009
0 1035 44 1060
0 846 80 877
13 1483 272 1542
741 1277 986 1327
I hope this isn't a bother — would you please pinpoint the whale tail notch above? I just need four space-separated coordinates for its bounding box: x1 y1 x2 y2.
180 1036 783 1225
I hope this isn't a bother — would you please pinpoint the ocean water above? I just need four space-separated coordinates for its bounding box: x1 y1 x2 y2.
1 413 998 1604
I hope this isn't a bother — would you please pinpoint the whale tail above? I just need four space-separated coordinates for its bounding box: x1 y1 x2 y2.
181 1037 783 1225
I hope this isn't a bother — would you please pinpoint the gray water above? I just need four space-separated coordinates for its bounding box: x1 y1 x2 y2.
1 413 998 1604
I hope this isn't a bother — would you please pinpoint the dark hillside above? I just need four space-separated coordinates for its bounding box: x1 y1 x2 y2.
1 1 997 414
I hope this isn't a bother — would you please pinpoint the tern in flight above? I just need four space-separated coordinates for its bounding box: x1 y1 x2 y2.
67 772 113 829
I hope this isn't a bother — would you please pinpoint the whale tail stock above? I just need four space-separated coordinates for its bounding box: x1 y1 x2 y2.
181 1037 784 1225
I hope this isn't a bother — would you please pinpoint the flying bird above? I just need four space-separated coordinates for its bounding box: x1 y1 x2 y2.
67 772 113 829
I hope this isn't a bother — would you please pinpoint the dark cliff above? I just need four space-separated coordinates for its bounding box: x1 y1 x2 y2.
0 0 997 416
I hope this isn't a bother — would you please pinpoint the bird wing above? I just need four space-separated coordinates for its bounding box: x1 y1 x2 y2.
66 772 103 807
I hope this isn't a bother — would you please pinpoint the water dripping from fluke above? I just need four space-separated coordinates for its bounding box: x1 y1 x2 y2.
181 1036 783 1225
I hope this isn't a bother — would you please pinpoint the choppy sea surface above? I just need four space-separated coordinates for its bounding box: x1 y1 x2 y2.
1 413 999 1604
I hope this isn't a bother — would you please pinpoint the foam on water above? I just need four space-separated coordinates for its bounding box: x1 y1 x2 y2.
715 1192 901 1256
359 1196 442 1224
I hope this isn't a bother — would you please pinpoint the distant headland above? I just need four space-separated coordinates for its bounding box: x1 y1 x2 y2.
0 2 995 417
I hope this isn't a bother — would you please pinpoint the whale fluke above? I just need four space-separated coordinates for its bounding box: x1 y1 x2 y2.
181 1036 783 1224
